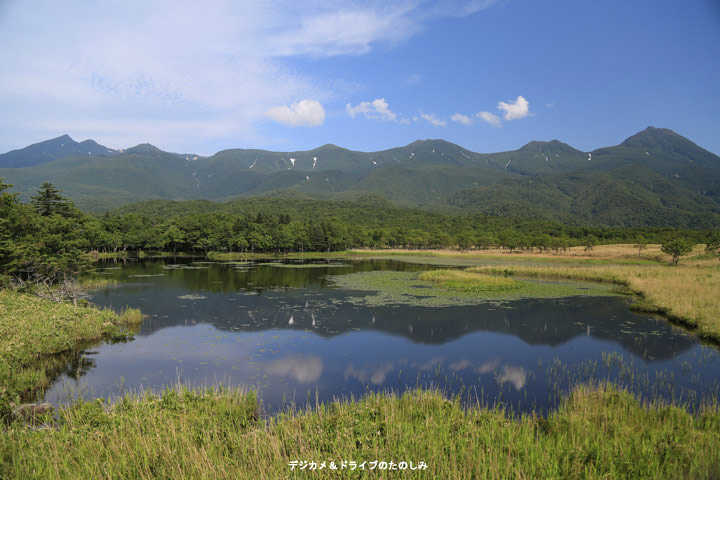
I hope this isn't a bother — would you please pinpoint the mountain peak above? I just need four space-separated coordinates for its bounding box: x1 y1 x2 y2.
620 127 682 148
618 127 720 170
519 139 581 154
0 134 116 167
124 143 164 155
315 143 345 151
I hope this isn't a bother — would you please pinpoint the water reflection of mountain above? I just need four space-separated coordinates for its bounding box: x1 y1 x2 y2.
90 264 697 362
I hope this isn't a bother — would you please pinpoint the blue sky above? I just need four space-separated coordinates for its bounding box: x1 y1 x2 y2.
1 0 719 156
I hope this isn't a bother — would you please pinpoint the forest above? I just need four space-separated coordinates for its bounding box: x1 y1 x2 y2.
2 179 717 291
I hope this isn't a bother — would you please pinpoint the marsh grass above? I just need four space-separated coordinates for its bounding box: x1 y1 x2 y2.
1 383 718 479
468 262 720 342
0 289 141 419
78 274 120 290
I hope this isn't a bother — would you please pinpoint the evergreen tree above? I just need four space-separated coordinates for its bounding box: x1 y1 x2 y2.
31 182 72 217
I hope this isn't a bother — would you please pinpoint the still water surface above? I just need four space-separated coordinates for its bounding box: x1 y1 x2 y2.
44 258 720 412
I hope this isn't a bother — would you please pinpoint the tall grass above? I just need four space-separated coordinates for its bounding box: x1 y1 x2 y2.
78 275 120 290
1 384 718 479
419 269 522 293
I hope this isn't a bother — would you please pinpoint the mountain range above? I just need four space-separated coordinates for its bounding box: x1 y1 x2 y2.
1 128 719 228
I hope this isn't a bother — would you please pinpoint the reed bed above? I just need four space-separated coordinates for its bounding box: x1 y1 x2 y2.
78 275 121 290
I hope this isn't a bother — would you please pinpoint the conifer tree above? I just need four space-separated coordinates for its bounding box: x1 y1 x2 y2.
31 182 72 216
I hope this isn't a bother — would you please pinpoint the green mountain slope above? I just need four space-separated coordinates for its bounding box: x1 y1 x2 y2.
1 128 718 227
0 134 119 168
449 164 720 227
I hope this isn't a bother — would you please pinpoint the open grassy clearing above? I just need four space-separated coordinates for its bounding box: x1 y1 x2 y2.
351 244 706 263
1 384 718 479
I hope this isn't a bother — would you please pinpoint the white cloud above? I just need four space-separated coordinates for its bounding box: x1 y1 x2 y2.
265 99 326 127
420 113 446 127
346 98 400 122
497 95 531 121
450 113 473 125
0 1 502 153
423 0 502 18
477 111 502 127
270 6 419 58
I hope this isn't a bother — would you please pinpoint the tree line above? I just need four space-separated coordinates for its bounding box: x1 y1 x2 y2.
2 181 718 290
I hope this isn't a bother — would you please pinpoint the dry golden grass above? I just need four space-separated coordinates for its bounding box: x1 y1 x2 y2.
351 244 708 263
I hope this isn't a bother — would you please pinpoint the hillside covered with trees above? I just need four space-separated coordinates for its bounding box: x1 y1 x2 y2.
1 128 719 228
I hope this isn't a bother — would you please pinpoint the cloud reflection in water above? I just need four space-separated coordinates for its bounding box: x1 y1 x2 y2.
266 354 323 383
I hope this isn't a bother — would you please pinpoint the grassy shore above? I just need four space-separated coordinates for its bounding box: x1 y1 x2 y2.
0 289 141 419
1 384 718 479
465 262 720 342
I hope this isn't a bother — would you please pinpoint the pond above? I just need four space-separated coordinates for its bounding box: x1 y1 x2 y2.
44 257 720 413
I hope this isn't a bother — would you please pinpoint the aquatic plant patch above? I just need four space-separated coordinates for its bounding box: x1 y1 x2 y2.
326 270 617 307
